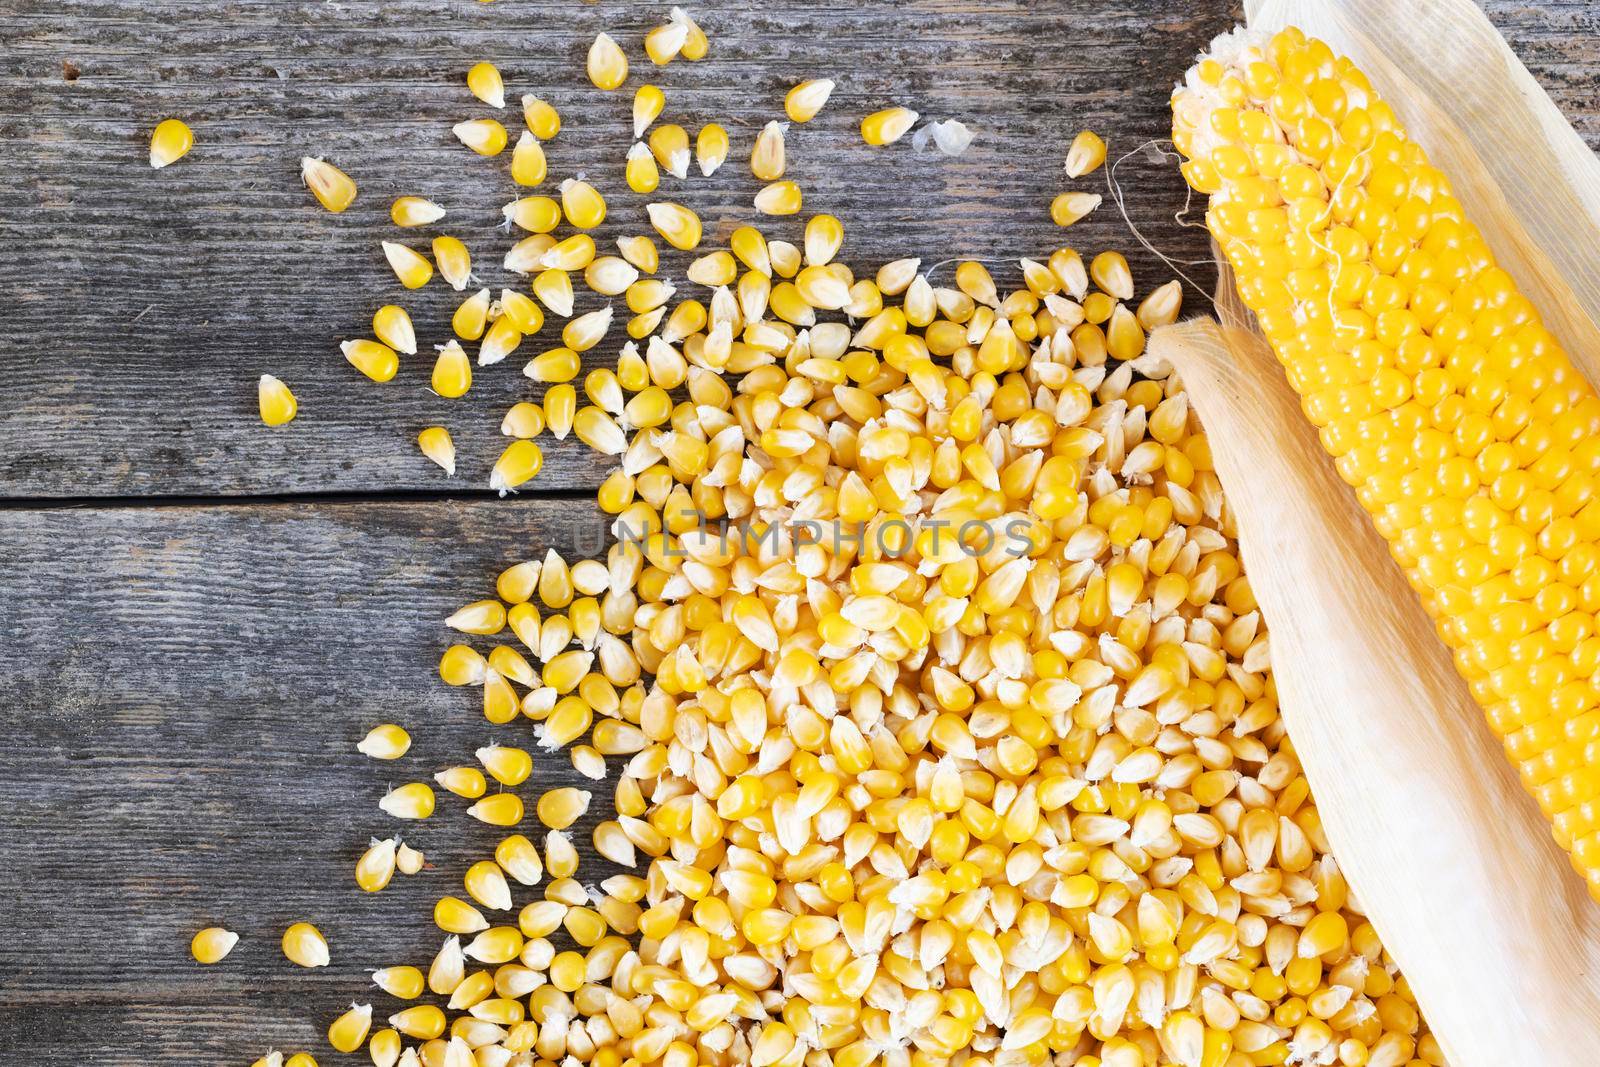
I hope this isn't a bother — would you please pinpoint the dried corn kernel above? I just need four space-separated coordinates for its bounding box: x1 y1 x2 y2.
466 62 505 109
257 374 297 427
281 922 329 968
453 118 508 156
190 926 238 964
510 132 547 187
391 196 446 227
490 440 544 494
342 339 399 383
784 79 834 123
372 305 417 355
695 122 728 176
382 241 433 289
301 157 357 212
149 118 194 168
379 782 436 820
358 723 411 760
521 95 560 139
586 33 627 90
860 106 917 146
417 427 456 476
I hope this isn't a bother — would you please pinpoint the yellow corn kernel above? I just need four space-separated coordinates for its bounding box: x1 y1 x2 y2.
477 745 533 788
490 440 544 494
626 142 661 194
860 106 918 146
190 926 238 964
391 195 446 228
358 723 411 760
328 1003 373 1054
372 305 417 355
532 269 575 317
585 256 640 298
574 407 627 454
1050 191 1101 227
560 178 606 229
646 202 702 251
686 251 736 288
496 289 545 335
284 1055 317 1067
431 341 472 398
372 965 425 999
436 767 487 801
521 94 561 139
613 237 657 276
281 922 329 968
389 1004 447 1040
643 10 687 64
451 288 491 341
587 32 628 90
1090 250 1132 299
477 315 523 367
564 306 613 351
511 131 548 187
395 843 424 875
803 214 844 267
632 84 665 138
753 180 801 216
355 836 398 893
544 384 577 439
301 157 357 212
380 782 437 820
453 118 508 156
439 643 487 685
524 346 580 384
696 123 728 176
501 402 545 440
537 787 592 830
750 121 786 181
341 339 399 383
149 118 193 168
432 235 472 291
468 792 524 827
381 241 433 289
466 61 505 108
648 124 691 179
1137 279 1183 329
1064 129 1107 177
257 374 298 427
785 79 834 123
496 834 544 886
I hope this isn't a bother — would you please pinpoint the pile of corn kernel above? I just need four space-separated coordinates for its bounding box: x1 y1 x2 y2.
164 7 1444 1067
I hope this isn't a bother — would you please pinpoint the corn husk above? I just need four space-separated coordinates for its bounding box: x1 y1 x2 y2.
1151 1 1600 1061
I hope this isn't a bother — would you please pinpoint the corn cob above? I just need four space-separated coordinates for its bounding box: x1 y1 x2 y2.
1174 25 1600 898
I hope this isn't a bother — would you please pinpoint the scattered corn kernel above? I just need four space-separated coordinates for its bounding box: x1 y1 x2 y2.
1064 128 1107 177
281 922 329 968
358 723 411 760
452 118 508 156
190 926 238 964
753 180 801 216
378 782 436 820
381 241 433 289
372 305 417 354
860 106 917 145
149 118 194 168
466 62 505 109
490 440 544 494
784 79 834 123
586 32 628 90
430 341 472 398
391 196 446 227
342 339 399 383
417 426 456 475
521 94 560 139
257 374 297 427
301 157 357 212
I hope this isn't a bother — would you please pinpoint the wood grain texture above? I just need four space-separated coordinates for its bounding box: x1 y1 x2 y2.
0 499 626 1062
0 0 1236 499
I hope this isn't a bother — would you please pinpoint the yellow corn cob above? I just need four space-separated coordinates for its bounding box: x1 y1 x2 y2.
1174 25 1600 895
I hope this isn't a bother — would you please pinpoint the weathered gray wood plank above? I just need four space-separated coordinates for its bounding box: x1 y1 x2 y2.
0 498 628 1063
0 0 1239 499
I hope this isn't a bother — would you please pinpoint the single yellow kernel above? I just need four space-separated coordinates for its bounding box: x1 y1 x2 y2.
281 922 330 968
257 375 297 427
1050 191 1101 227
646 202 703 251
328 1003 373 1054
431 235 472 291
190 926 238 964
149 118 194 168
357 723 411 760
696 123 728 176
632 84 665 138
521 94 561 139
510 131 547 186
381 241 433 289
753 180 802 216
1064 129 1107 177
587 32 628 90
491 440 545 494
453 118 509 156
379 782 437 820
560 178 607 229
418 427 456 476
341 339 399 383
301 157 357 212
785 79 834 123
372 305 417 355
390 195 446 227
431 341 472 398
466 62 506 109
861 106 918 146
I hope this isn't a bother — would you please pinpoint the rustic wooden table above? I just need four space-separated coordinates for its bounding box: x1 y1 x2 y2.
3 1 1597 1062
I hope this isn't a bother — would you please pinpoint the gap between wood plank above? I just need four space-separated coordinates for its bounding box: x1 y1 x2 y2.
0 485 599 511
